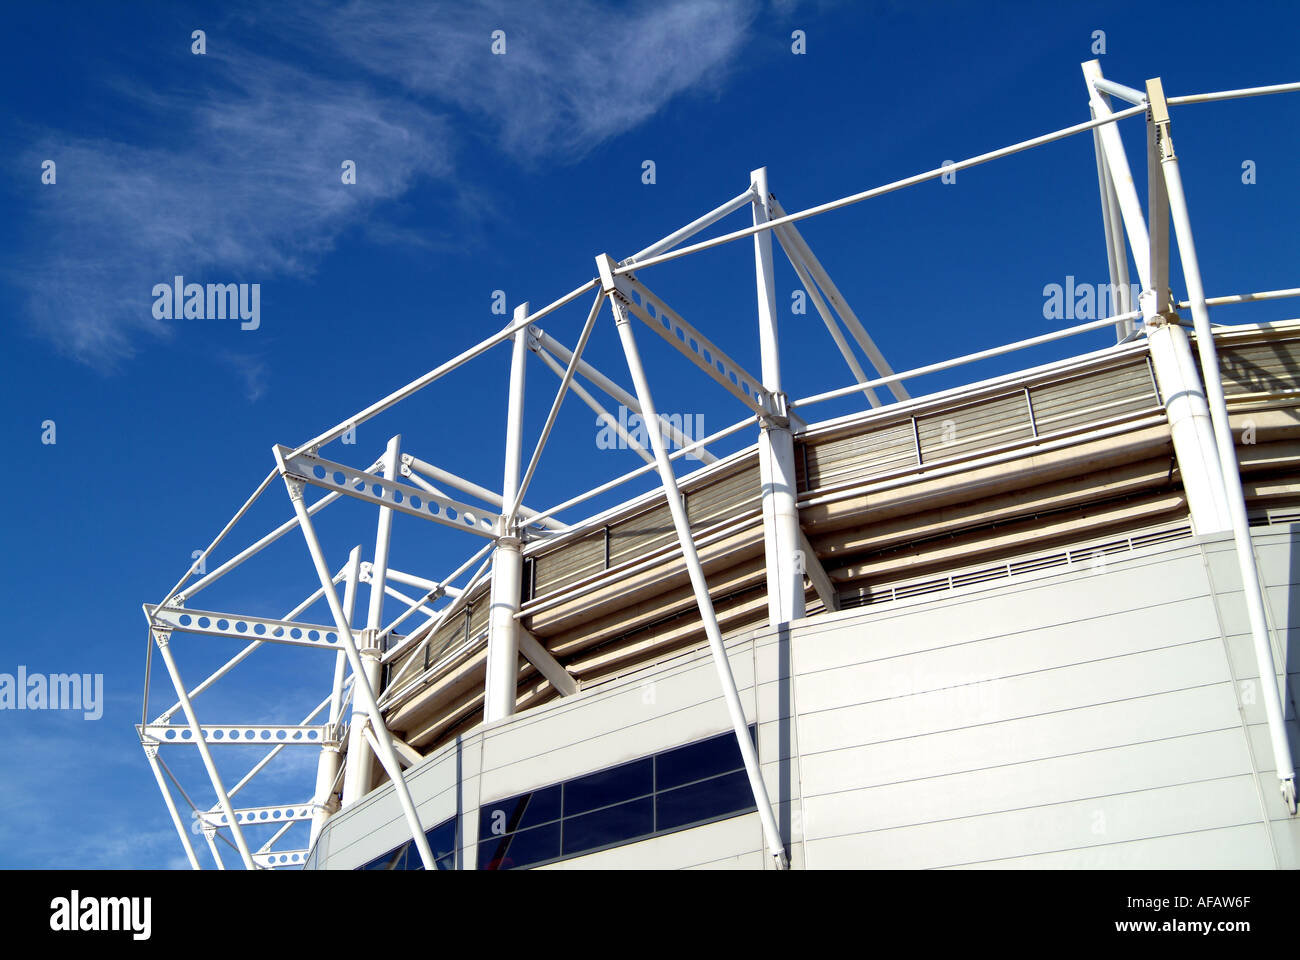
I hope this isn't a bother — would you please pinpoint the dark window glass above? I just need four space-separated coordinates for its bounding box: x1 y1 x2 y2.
478 820 562 870
362 843 408 870
425 819 458 864
563 757 653 817
562 796 655 857
478 783 561 838
655 731 747 791
655 768 755 833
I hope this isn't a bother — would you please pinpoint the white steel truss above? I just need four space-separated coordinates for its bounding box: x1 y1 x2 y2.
140 65 1300 869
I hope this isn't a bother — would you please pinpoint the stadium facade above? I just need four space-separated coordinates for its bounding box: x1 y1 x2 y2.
139 64 1300 869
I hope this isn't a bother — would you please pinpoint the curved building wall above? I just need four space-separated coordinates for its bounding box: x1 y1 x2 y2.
308 521 1299 869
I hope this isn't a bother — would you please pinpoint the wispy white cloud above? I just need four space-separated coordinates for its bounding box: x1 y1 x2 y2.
16 50 451 370
281 0 756 162
12 0 756 384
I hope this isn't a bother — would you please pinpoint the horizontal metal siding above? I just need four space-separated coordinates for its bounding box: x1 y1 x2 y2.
609 502 677 566
1219 337 1300 396
1029 361 1158 435
533 532 604 597
916 393 1031 463
687 462 760 529
802 422 916 491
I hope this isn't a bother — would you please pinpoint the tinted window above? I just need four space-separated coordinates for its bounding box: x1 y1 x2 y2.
479 820 562 870
563 757 652 816
357 814 458 871
478 783 561 837
655 731 746 791
563 796 654 857
426 819 459 867
361 844 408 870
656 768 755 832
474 727 759 869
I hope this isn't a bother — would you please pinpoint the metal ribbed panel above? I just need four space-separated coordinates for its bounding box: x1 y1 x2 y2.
916 394 1031 463
533 532 605 596
1219 338 1300 396
609 502 676 566
803 421 916 491
467 598 488 641
1030 361 1157 435
687 462 760 529
425 609 468 666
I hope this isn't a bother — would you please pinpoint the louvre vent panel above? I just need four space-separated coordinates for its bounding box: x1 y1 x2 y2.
1219 338 1300 396
803 422 916 491
1029 362 1158 434
533 532 605 597
609 502 677 566
840 524 1195 610
916 394 1032 463
687 463 760 529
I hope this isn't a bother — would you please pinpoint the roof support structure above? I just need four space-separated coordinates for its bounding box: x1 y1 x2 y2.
607 268 789 870
485 304 531 723
311 545 360 848
342 436 401 807
1084 60 1232 539
752 168 805 629
151 629 257 869
1146 74 1297 812
532 342 655 466
141 72 1300 869
767 196 909 404
529 324 717 463
275 452 438 869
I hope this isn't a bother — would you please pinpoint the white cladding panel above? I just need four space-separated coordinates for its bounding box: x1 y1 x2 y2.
792 533 1296 869
310 527 1298 869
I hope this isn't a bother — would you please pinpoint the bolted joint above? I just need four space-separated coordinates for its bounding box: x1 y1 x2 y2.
1139 287 1182 329
492 514 523 544
757 390 792 430
285 477 306 503
142 743 160 760
152 628 172 649
357 628 382 658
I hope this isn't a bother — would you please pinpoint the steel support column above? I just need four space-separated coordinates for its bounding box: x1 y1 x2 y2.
310 545 361 847
485 303 528 722
342 436 401 806
1147 76 1296 811
752 168 805 627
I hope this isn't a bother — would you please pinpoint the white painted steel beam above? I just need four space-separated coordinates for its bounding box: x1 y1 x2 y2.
1147 75 1297 812
752 168 805 628
608 280 789 870
486 303 530 723
280 446 497 539
147 605 345 652
616 271 773 418
529 325 718 463
151 630 257 869
519 630 579 697
401 455 566 532
275 461 438 869
768 197 909 402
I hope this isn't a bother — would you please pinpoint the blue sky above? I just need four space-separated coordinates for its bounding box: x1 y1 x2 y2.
1 0 1298 868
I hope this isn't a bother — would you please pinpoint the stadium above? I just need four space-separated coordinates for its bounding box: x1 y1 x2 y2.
138 62 1300 870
